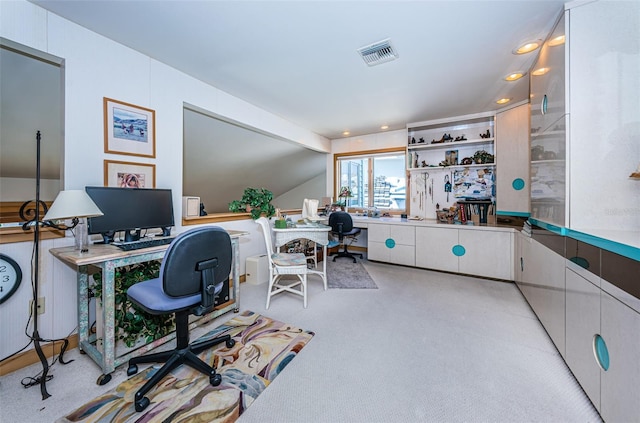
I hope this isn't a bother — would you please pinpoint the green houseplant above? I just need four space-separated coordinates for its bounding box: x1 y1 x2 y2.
228 187 276 219
92 261 175 348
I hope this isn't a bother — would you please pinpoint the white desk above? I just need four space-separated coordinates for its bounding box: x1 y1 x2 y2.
272 223 331 286
49 230 247 384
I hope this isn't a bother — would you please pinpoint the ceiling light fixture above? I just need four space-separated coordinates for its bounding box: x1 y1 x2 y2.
548 35 566 46
532 67 550 76
380 125 389 130
342 131 350 136
513 40 541 55
504 72 525 81
496 98 511 105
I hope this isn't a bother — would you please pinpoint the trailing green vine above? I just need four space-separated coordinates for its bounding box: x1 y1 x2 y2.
92 261 175 348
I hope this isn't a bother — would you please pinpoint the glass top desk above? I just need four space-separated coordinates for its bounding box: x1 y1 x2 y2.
49 229 247 384
272 223 331 288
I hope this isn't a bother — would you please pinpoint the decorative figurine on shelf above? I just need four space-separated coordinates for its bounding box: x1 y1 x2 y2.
411 137 416 144
454 135 467 141
421 160 428 167
479 129 491 139
199 202 207 216
418 137 425 143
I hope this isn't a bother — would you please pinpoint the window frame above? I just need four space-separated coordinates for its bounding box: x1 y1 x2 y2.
333 147 407 215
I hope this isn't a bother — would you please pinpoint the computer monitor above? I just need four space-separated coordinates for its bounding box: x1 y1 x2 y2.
85 186 175 243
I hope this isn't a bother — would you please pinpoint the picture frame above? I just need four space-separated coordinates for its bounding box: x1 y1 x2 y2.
104 160 156 188
103 97 156 158
445 150 458 166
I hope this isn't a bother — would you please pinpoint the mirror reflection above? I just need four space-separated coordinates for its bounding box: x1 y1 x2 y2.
0 39 64 206
183 105 327 214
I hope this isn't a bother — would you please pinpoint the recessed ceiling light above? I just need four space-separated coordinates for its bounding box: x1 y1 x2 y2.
504 72 525 81
380 125 389 130
513 40 541 55
342 131 350 136
548 35 566 46
532 67 550 76
496 98 511 105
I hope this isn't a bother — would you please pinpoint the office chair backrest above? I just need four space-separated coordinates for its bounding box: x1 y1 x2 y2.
161 226 232 298
329 211 353 234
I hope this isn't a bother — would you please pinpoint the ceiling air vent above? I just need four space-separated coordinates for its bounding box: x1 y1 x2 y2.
357 39 398 67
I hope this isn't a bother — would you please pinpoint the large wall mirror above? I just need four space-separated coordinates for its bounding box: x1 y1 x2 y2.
183 104 327 215
0 38 64 224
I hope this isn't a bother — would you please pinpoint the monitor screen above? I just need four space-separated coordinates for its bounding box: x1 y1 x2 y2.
86 186 174 242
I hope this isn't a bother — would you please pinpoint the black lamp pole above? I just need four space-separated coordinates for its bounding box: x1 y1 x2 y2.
19 131 74 399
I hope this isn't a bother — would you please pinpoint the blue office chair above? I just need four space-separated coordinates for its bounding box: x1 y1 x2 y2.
125 226 235 412
329 211 363 263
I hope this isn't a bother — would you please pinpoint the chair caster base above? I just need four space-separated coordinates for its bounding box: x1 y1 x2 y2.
96 373 112 386
135 396 150 412
210 373 222 386
127 364 139 377
226 339 235 348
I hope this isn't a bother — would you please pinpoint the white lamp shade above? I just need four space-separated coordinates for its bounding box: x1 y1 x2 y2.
43 190 104 221
302 198 319 220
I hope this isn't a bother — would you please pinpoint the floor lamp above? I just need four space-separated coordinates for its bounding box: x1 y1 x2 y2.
19 131 103 399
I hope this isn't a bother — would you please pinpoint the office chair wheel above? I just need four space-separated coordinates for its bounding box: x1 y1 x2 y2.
226 338 235 348
210 373 222 386
96 373 111 386
135 396 150 412
127 364 139 377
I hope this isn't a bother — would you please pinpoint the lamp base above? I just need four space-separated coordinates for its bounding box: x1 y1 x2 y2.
74 219 89 252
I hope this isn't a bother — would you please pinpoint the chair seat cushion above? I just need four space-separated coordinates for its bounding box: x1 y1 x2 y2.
127 277 202 315
271 252 307 266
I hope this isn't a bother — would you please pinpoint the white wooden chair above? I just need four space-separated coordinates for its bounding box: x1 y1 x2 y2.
256 217 310 308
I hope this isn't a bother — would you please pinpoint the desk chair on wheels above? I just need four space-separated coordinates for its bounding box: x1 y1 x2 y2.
329 211 363 263
125 226 236 412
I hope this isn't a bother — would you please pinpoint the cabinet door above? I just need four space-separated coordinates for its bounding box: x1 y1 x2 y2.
415 226 458 272
524 239 566 356
565 266 601 410
496 104 530 215
458 229 513 280
367 224 415 266
600 291 640 423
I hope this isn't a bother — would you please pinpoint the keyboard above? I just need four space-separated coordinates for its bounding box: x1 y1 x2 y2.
113 237 175 251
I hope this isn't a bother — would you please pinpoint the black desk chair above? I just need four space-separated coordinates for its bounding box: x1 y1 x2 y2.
329 211 363 263
125 226 236 412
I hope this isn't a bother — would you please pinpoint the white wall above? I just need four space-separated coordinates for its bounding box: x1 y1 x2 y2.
0 0 330 360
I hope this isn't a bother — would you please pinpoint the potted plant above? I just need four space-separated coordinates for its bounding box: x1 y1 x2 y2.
228 187 276 220
337 186 353 211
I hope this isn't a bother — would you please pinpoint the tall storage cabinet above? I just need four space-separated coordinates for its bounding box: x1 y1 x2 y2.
495 103 530 216
529 12 567 227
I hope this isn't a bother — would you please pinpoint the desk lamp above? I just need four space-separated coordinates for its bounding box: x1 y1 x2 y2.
43 190 104 252
18 131 103 400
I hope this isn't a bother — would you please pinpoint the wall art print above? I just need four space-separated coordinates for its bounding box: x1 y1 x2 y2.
104 97 156 158
104 160 156 188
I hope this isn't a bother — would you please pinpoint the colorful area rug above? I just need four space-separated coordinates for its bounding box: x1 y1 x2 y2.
58 311 314 422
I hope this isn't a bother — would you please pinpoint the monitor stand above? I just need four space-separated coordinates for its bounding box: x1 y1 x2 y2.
161 227 172 237
124 229 141 243
99 231 116 244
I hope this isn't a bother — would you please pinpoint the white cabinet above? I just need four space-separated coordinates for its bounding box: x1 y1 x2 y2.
459 229 513 280
415 226 513 280
495 103 530 216
600 290 640 423
415 226 459 273
530 12 567 228
518 236 566 356
565 265 601 410
367 223 415 267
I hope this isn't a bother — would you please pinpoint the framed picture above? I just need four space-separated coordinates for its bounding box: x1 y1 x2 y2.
445 150 458 166
103 97 156 158
104 160 156 188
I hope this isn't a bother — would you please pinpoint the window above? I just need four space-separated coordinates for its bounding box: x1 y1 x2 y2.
335 148 406 213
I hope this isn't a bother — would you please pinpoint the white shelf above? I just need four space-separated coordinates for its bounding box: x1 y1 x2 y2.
408 162 496 171
407 138 494 151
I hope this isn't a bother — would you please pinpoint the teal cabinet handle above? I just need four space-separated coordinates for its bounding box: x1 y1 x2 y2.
385 238 396 249
452 245 466 257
